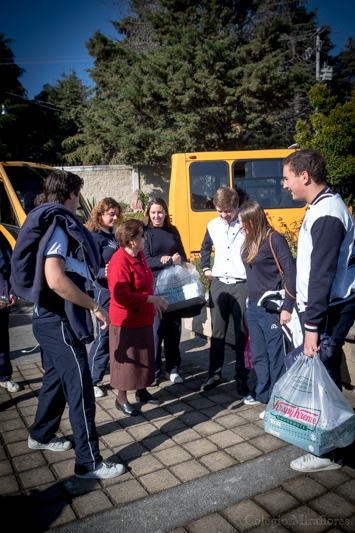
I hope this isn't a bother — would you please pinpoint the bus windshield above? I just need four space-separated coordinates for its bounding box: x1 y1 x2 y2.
3 164 90 224
5 164 52 215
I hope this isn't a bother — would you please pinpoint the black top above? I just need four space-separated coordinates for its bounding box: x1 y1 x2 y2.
243 231 296 313
143 225 187 277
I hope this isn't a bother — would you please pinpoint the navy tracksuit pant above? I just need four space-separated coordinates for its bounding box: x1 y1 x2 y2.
0 307 12 382
31 320 102 475
88 288 110 385
246 300 286 403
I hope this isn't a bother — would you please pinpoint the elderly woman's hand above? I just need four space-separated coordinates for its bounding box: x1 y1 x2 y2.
105 261 110 277
147 295 169 317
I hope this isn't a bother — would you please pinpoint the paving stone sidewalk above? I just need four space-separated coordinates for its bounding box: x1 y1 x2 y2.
1 312 355 532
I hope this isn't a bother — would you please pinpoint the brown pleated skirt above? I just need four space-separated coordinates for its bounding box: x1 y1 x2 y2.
109 324 155 391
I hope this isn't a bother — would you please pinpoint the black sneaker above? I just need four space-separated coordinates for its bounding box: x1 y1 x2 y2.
200 372 221 391
236 380 249 396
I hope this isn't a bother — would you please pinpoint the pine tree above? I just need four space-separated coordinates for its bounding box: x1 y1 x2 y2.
65 0 323 164
332 36 355 102
30 70 90 164
0 33 31 159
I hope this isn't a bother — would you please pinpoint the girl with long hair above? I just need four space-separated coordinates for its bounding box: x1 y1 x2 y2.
87 197 123 397
238 201 296 406
143 198 187 384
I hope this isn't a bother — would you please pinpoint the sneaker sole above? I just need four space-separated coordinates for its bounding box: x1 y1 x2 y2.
0 384 21 392
28 441 72 452
290 462 342 473
76 466 126 479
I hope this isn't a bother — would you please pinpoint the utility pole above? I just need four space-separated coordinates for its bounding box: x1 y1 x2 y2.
315 28 322 81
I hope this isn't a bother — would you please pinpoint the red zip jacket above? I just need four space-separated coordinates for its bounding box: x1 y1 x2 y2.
107 247 155 328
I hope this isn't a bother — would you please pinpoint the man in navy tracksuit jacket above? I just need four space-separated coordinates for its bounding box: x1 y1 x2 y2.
10 170 124 479
283 149 355 473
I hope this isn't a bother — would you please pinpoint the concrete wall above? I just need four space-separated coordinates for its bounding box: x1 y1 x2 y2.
139 164 172 202
60 164 171 207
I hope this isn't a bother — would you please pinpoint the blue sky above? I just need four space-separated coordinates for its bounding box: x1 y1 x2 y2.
2 0 355 99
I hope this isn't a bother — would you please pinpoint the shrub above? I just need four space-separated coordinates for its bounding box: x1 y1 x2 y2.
190 253 214 293
266 214 304 258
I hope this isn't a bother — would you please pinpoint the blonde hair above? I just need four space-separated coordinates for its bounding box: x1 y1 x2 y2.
239 201 272 266
86 197 123 232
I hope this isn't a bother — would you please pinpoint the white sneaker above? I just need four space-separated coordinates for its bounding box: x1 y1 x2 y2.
166 372 184 384
28 436 72 452
94 385 105 398
259 410 265 420
290 453 343 472
0 379 21 392
243 395 261 405
76 461 125 479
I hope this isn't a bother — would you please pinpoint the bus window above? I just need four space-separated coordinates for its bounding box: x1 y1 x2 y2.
0 181 17 226
5 164 52 215
76 198 90 223
190 161 230 211
233 159 305 209
4 164 90 223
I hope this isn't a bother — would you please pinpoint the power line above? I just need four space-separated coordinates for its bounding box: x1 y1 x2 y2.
4 92 89 113
0 59 92 65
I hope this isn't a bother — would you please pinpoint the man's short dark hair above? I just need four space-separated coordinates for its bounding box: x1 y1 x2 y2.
42 170 84 204
283 149 327 185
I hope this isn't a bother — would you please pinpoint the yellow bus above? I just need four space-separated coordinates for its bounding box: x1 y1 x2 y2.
0 161 90 249
169 149 307 257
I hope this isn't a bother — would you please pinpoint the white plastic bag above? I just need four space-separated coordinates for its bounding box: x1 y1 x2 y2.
155 264 193 292
155 263 205 313
264 354 355 456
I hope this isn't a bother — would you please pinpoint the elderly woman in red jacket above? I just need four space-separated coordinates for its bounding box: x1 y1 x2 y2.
108 219 168 416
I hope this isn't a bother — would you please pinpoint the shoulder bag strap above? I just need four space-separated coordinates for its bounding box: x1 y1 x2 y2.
269 232 296 300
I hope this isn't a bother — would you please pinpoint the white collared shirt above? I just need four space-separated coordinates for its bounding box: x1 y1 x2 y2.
208 216 246 283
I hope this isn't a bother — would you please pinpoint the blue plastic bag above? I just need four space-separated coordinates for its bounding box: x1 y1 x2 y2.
264 354 355 456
